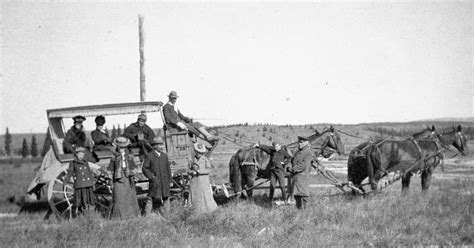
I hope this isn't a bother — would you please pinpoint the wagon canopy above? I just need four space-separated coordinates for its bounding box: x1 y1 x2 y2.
47 101 164 119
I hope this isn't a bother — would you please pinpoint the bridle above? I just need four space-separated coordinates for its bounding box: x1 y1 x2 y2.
310 130 341 156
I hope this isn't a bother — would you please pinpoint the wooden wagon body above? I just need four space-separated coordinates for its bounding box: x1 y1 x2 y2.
26 101 197 218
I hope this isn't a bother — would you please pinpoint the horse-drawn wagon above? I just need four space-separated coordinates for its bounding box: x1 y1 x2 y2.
26 101 206 218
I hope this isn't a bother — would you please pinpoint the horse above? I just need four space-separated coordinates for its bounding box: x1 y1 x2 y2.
229 126 345 198
347 125 469 194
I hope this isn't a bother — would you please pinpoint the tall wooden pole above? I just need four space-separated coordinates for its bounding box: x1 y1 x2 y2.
139 14 146 102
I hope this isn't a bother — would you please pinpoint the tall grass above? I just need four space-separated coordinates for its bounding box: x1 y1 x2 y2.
1 179 472 247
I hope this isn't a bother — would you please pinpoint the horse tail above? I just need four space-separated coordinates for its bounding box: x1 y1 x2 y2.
229 151 242 193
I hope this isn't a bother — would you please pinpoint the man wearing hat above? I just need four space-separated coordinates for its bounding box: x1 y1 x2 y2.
124 113 156 160
287 136 313 210
91 115 113 151
63 115 88 154
162 91 220 145
142 136 172 217
254 140 292 203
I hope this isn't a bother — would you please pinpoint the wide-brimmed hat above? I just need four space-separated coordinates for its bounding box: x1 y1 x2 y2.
168 91 179 99
73 115 86 123
297 136 308 142
114 137 130 148
95 115 106 125
75 146 86 153
137 114 147 122
194 142 207 154
151 136 164 145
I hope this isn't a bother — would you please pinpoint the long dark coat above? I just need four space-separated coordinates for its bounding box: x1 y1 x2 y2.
142 150 172 199
63 126 87 154
123 122 156 155
108 151 140 219
162 102 192 127
91 129 112 151
290 146 313 197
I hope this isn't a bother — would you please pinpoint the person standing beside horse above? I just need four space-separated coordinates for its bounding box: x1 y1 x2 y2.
142 137 172 218
124 114 156 161
189 142 218 214
162 91 220 146
107 137 141 219
254 141 292 203
287 136 313 210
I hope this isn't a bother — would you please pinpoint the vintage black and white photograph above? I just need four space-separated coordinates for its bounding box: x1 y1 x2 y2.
0 0 472 247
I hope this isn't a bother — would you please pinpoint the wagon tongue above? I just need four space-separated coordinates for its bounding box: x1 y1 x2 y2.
222 184 230 198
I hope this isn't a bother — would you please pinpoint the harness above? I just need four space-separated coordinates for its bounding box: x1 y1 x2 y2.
241 148 260 171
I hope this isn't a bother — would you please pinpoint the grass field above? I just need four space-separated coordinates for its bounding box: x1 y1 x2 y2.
0 126 473 247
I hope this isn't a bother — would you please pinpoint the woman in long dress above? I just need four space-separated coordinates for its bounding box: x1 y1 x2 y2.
189 142 218 214
108 137 141 219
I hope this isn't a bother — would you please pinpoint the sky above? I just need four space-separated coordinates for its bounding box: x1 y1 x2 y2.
1 1 472 133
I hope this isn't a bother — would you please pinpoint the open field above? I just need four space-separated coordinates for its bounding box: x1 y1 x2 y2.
0 127 473 246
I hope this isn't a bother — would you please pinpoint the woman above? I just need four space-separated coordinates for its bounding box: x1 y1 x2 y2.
63 146 95 217
189 142 218 214
107 137 141 219
91 115 114 151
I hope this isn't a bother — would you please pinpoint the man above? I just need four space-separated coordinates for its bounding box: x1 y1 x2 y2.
142 136 172 218
287 136 313 210
63 115 88 154
254 141 292 203
123 114 156 159
162 91 219 145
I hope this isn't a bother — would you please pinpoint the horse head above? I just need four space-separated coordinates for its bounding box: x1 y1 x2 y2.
439 125 469 156
307 125 345 156
452 125 469 155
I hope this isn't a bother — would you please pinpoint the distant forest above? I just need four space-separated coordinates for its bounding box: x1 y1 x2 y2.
366 125 474 140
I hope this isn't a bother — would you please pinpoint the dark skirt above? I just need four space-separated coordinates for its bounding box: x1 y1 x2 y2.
74 186 95 209
109 176 141 219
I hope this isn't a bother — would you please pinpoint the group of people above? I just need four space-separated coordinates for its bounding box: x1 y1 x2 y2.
62 90 219 218
62 90 313 218
254 135 314 210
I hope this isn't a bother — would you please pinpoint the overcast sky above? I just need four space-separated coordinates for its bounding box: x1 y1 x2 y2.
1 1 472 133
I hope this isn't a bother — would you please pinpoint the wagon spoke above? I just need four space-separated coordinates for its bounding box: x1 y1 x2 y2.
53 197 73 206
50 190 73 195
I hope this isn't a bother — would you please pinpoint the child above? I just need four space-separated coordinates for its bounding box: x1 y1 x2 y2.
63 146 96 216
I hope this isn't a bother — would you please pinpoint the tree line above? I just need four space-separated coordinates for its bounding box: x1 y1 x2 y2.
366 126 474 140
2 127 39 158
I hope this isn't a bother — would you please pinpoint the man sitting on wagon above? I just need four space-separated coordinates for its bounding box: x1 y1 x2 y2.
63 115 88 154
162 91 220 145
123 114 156 159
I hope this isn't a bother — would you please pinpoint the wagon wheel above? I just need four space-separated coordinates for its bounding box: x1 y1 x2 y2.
47 169 74 219
169 174 191 204
47 170 113 218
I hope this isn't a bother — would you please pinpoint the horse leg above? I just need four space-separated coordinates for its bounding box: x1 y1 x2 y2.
246 177 255 199
421 167 433 192
366 152 378 191
401 172 412 195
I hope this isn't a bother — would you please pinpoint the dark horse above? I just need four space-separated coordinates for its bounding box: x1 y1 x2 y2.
229 126 345 198
347 125 469 194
